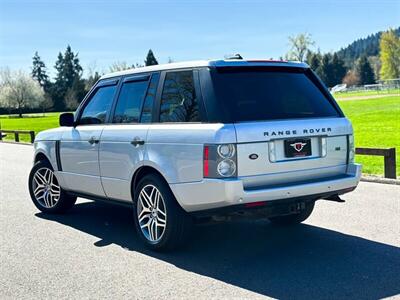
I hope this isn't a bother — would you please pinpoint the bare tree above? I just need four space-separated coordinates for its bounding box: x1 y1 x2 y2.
64 88 79 111
0 68 44 117
109 61 132 73
40 94 54 116
285 33 315 62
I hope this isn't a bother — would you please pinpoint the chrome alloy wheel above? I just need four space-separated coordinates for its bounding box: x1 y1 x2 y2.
32 167 61 208
137 184 167 242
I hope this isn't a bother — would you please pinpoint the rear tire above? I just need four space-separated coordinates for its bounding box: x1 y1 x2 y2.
28 160 76 214
133 174 192 251
268 201 315 225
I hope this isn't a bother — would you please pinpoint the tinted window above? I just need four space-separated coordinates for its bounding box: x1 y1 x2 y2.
80 85 117 125
113 80 149 123
140 73 159 123
211 68 340 122
159 71 200 122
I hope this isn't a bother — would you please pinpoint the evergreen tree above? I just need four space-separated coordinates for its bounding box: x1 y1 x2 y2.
306 51 322 72
144 49 158 66
31 52 49 90
318 53 334 87
53 45 84 110
331 53 347 86
356 56 375 84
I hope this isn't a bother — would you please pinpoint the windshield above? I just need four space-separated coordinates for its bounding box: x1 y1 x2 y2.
210 67 340 122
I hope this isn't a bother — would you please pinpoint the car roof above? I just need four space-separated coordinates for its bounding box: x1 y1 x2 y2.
100 59 309 80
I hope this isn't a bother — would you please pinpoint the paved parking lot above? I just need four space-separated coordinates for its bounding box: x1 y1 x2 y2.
1 142 399 299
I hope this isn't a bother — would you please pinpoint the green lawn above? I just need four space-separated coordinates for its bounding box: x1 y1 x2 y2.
0 113 61 142
337 96 400 176
1 96 399 176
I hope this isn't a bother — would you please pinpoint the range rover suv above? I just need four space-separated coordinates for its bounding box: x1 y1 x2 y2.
28 59 361 250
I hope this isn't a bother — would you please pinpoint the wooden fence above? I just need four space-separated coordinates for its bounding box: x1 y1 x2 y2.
356 147 397 179
0 130 35 143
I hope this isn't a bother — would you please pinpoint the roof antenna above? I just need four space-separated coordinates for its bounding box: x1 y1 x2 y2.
225 53 243 60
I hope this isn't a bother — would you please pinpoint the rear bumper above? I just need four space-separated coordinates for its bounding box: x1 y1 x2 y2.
170 163 362 212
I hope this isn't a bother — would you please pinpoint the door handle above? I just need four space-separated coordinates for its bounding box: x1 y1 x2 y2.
88 137 99 145
131 137 145 147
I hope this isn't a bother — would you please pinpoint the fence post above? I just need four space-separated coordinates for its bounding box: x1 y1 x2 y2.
384 148 397 179
29 131 35 143
14 132 19 142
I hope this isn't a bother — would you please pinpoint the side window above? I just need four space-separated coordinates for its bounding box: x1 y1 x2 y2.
159 71 200 122
140 73 159 123
79 85 117 125
113 79 149 123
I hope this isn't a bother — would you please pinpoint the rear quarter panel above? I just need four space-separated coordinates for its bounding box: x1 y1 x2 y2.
145 123 236 183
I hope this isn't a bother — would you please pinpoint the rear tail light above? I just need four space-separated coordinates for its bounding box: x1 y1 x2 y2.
203 144 237 178
348 134 355 163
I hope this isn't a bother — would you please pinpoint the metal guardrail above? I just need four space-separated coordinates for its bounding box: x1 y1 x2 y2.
0 130 35 143
356 147 397 179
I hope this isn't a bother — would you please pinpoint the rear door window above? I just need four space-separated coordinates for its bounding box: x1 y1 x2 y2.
159 71 200 122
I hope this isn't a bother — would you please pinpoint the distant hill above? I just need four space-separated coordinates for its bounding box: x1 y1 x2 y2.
336 27 400 67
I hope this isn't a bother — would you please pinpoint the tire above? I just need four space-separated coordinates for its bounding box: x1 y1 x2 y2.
133 174 192 251
28 160 76 214
268 201 315 225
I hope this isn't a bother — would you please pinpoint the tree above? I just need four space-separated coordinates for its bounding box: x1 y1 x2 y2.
64 87 79 110
109 61 131 73
145 49 158 66
312 53 347 87
0 68 44 117
285 33 315 62
380 29 400 79
85 61 101 92
342 70 360 86
306 51 322 72
39 94 54 116
31 51 49 90
53 45 84 110
356 55 375 84
330 53 347 86
318 53 334 87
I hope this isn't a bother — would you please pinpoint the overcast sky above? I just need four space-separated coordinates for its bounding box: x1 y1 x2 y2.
0 0 399 77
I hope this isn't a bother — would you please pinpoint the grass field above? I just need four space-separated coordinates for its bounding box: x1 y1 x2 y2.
1 96 399 176
0 112 60 143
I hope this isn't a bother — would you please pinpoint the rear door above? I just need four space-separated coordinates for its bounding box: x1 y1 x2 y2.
208 67 351 188
60 79 118 196
99 73 159 201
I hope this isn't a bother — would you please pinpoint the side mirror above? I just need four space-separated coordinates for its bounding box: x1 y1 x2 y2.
59 113 75 127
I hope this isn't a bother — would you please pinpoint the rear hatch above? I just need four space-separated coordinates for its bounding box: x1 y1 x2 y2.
209 65 352 189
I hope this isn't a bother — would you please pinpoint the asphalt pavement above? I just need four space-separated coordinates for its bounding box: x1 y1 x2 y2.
1 142 399 299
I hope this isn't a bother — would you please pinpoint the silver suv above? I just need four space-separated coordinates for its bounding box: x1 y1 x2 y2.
28 59 361 250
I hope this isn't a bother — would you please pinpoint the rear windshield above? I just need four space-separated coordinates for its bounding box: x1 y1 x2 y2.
210 67 340 122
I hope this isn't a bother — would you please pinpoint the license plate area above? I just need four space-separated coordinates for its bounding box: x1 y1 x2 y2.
284 138 312 158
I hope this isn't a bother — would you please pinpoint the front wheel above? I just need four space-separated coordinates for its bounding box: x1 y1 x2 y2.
133 174 192 251
28 160 76 214
268 201 315 225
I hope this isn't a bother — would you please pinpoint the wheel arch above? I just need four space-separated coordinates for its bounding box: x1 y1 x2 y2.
34 151 51 164
131 165 172 204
